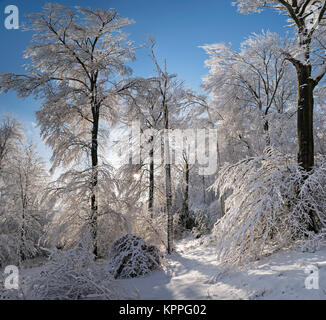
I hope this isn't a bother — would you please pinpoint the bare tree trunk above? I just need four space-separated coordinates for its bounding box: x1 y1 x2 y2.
19 197 26 265
296 63 318 232
215 133 225 217
18 169 26 266
149 44 174 253
166 160 173 253
202 175 206 203
148 136 154 219
287 36 318 232
164 104 173 254
90 102 99 258
181 158 190 229
263 117 271 147
297 64 314 172
220 194 225 218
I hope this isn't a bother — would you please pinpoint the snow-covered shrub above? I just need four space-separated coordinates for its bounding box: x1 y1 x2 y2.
212 148 326 265
108 234 161 279
192 209 210 239
30 237 128 300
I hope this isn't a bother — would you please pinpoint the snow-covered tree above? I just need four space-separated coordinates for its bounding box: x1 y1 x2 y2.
233 0 326 172
114 39 196 253
119 76 164 219
7 144 49 264
148 40 194 254
231 0 326 234
0 138 50 266
202 31 297 160
0 4 136 257
212 147 326 265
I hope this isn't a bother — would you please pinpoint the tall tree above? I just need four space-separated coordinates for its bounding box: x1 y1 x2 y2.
120 77 163 219
201 31 297 157
0 4 136 257
149 40 189 253
233 0 326 171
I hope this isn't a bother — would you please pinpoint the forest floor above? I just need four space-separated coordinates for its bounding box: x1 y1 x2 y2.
120 237 326 300
18 236 326 300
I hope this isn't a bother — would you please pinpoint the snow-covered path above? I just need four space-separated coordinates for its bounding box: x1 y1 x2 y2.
121 238 326 300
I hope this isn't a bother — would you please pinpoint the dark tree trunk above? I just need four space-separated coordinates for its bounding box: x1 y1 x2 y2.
184 161 189 218
19 174 27 264
164 104 173 254
263 118 271 147
181 159 190 229
296 64 314 171
20 203 26 263
148 136 154 218
90 103 99 258
202 175 206 204
166 161 173 254
215 134 225 217
296 63 319 232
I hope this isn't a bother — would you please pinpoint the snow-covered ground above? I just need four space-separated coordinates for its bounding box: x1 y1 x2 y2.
15 237 326 300
120 238 326 300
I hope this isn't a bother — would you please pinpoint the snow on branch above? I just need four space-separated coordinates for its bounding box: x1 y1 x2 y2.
212 147 326 265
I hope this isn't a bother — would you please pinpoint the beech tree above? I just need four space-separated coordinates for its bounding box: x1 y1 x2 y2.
233 0 326 171
149 43 192 253
202 31 297 158
0 4 136 257
120 76 163 219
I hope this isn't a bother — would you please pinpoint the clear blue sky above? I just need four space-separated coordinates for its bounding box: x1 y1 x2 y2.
0 0 288 165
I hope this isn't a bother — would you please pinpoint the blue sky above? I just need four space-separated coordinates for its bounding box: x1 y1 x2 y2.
0 0 288 166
